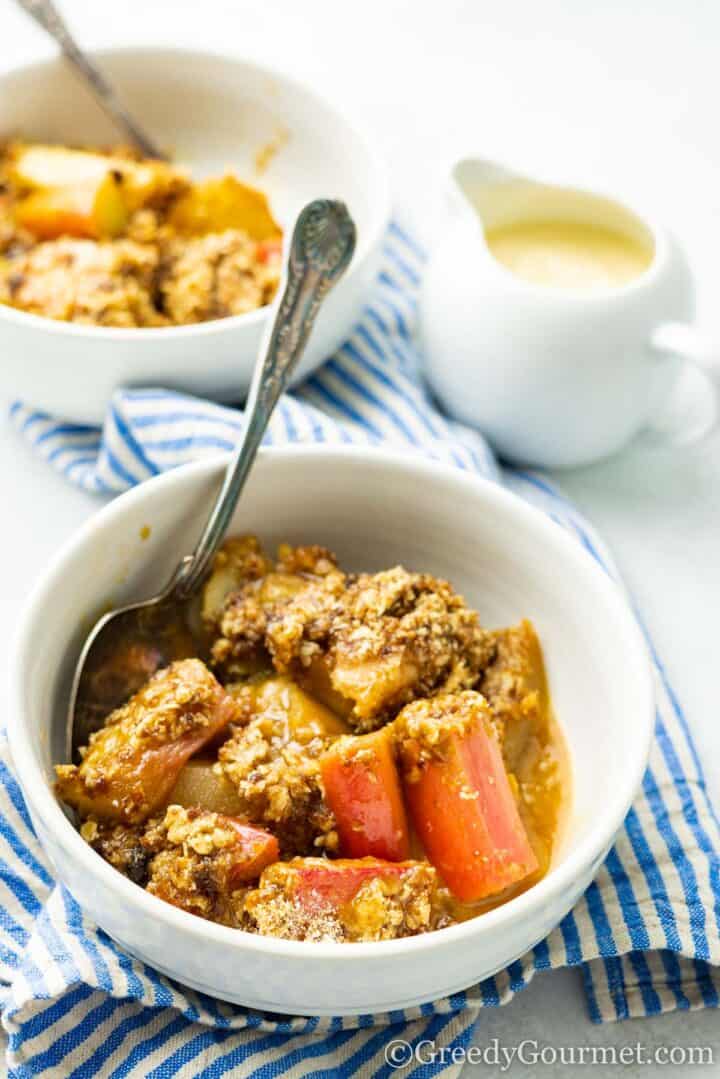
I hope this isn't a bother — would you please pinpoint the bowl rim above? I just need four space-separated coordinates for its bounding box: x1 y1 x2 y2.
0 45 391 341
9 445 655 962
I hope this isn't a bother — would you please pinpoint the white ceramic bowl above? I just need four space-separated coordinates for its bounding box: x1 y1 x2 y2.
0 48 390 423
10 447 654 1015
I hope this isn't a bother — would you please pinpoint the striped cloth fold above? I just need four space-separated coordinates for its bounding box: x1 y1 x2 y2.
4 223 720 1078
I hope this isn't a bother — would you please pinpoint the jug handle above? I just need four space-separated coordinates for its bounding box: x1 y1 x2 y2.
652 322 720 381
636 322 720 449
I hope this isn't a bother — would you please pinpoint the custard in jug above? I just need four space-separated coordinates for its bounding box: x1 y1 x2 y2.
485 219 653 291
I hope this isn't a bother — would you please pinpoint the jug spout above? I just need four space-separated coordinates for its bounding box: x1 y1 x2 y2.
452 157 522 197
449 157 534 229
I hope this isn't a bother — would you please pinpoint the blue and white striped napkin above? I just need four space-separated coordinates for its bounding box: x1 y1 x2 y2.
4 224 720 1078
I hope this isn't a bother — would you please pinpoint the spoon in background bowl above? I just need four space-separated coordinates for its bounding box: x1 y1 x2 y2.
66 198 357 759
15 0 166 159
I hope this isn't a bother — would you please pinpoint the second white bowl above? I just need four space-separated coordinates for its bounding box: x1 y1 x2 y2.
0 48 390 422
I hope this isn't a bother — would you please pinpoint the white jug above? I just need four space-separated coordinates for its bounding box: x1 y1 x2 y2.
420 158 719 468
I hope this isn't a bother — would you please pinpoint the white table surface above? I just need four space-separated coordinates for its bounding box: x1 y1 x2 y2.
1 0 719 1074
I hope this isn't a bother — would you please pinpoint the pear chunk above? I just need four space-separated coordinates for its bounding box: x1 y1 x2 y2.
15 172 129 239
169 175 281 241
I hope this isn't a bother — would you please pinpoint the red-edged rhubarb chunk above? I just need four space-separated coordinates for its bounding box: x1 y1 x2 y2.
395 691 538 902
56 659 240 824
244 857 441 941
284 857 415 910
225 825 279 886
320 728 410 860
147 806 279 920
255 238 282 264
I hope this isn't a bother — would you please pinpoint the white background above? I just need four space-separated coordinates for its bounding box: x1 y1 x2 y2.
1 1 719 1074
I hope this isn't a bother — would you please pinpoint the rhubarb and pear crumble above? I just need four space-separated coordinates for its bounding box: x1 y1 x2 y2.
0 141 282 327
56 536 568 943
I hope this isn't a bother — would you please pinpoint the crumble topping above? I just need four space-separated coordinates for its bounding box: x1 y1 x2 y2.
394 689 500 781
159 229 280 324
243 858 442 942
58 535 566 944
217 682 338 855
56 659 238 823
265 566 496 729
0 237 166 326
211 544 343 679
481 621 548 731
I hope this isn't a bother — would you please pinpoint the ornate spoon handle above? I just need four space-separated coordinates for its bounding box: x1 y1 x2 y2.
172 199 357 599
15 0 165 159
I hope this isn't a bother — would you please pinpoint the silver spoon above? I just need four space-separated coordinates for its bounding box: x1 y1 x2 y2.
16 0 166 159
66 199 356 758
